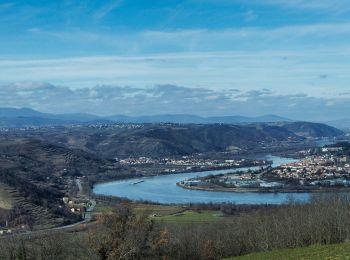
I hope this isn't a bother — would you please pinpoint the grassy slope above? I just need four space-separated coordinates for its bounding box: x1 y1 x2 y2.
229 242 350 259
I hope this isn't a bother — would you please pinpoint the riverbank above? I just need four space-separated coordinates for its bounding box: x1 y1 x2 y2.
176 181 350 193
90 160 270 186
92 155 312 205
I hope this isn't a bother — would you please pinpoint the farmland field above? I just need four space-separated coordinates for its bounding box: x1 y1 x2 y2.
154 210 226 223
132 203 184 217
0 185 13 209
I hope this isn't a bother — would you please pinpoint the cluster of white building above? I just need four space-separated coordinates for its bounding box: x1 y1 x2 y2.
81 123 144 129
273 155 350 181
117 156 261 168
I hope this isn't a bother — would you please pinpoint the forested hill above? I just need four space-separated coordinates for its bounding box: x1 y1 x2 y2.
0 138 126 227
6 122 343 158
278 122 344 138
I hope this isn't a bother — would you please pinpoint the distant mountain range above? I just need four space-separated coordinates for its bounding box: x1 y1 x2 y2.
0 108 344 158
0 107 102 122
107 114 291 124
0 107 293 127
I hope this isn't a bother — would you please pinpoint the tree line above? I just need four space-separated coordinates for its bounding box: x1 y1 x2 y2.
2 194 350 259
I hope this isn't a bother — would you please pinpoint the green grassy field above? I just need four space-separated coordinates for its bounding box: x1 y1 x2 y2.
154 210 226 223
132 203 228 224
132 203 184 217
93 202 185 218
92 203 116 215
94 202 230 224
0 185 13 209
229 242 350 259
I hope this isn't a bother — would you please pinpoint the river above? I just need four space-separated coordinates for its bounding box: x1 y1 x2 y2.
93 155 316 204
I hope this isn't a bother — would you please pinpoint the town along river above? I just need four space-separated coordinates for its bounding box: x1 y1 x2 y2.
93 155 312 204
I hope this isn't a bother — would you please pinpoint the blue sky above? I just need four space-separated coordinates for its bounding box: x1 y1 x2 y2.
1 0 350 120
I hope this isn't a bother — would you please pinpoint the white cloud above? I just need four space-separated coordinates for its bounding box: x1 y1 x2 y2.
1 48 350 97
5 22 350 100
0 82 349 121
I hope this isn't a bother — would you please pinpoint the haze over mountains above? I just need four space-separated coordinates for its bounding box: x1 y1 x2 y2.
0 107 291 127
107 114 291 124
326 119 350 131
0 107 349 131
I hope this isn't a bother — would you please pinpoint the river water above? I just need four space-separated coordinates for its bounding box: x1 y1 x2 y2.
93 155 315 204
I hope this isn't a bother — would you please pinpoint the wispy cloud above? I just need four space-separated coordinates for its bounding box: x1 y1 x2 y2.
196 0 350 12
244 10 258 22
0 48 349 98
25 22 350 53
261 0 350 11
92 0 123 21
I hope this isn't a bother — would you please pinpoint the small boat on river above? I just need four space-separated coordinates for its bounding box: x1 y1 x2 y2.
132 180 145 185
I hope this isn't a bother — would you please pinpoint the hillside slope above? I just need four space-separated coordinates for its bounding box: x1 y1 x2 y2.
6 122 342 158
278 122 343 138
0 138 125 228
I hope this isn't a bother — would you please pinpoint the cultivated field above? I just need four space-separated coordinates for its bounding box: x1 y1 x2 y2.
154 210 225 223
93 201 232 224
0 184 13 209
